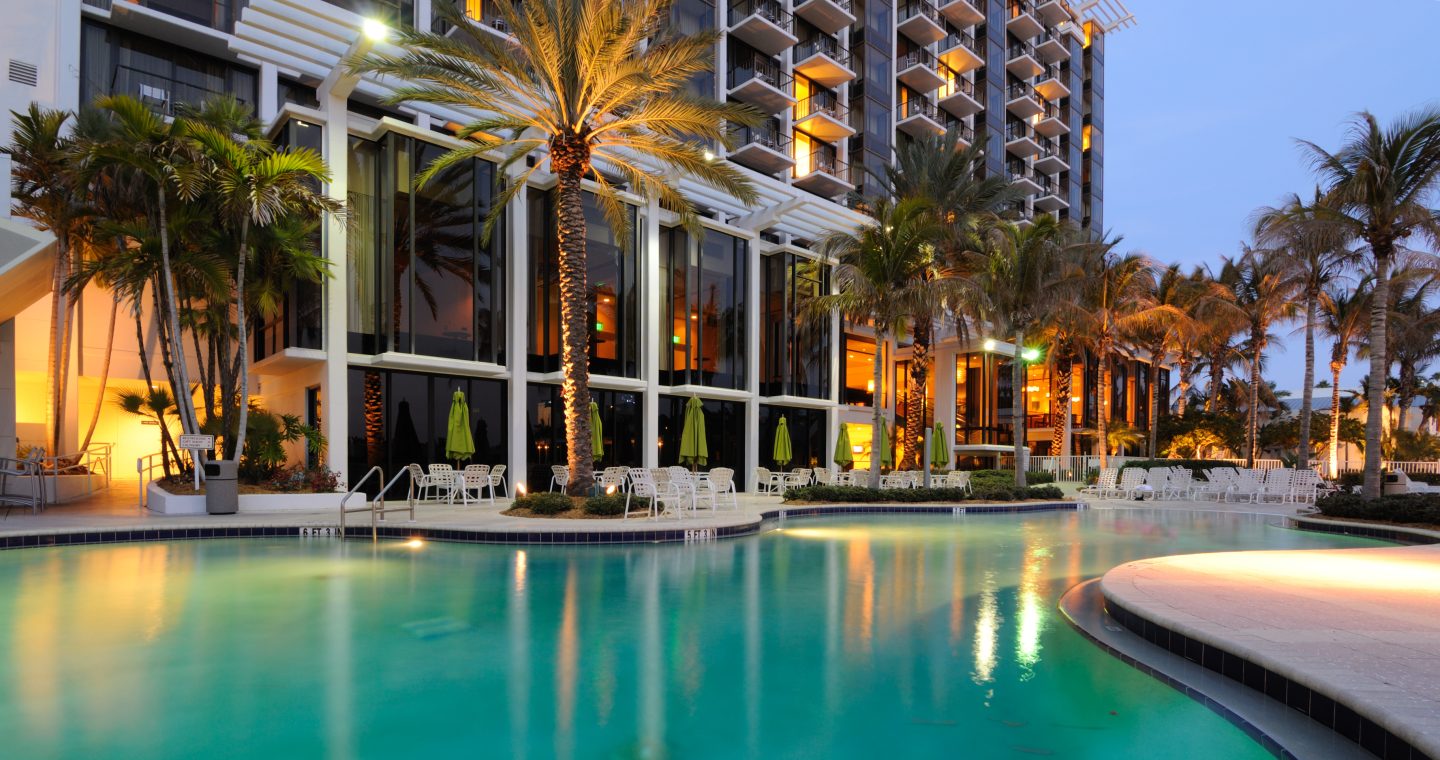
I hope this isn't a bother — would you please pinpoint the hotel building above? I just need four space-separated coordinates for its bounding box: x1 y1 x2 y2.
0 0 1144 493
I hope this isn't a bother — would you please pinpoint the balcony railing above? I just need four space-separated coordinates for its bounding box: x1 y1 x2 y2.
898 96 940 122
1036 177 1062 197
729 0 794 31
110 63 244 116
803 151 849 179
734 120 791 153
84 0 245 33
1039 99 1064 120
796 89 847 121
1006 160 1037 183
938 72 976 99
1039 134 1062 155
1008 41 1038 60
895 47 938 72
1006 82 1039 101
432 0 510 34
942 30 983 57
795 34 849 67
943 119 975 143
1035 64 1065 83
1005 120 1036 142
728 52 790 91
1008 0 1036 19
898 0 941 24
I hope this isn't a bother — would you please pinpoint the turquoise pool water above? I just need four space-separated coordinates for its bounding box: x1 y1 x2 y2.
0 510 1385 758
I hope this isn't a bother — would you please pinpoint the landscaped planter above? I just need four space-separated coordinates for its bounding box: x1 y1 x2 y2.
146 483 344 514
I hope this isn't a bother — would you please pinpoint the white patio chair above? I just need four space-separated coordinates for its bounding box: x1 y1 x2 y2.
549 465 569 492
597 467 628 495
1227 471 1263 503
812 467 834 485
1162 468 1193 500
456 465 493 506
488 464 509 498
668 467 713 513
625 468 684 520
427 464 456 502
1110 468 1146 499
1289 469 1321 504
755 467 785 494
792 468 814 486
1257 468 1293 503
949 471 973 495
407 463 433 501
1192 468 1232 502
706 467 740 511
782 469 811 491
1078 467 1118 498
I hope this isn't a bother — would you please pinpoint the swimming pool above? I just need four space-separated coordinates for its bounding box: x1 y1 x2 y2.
0 510 1385 758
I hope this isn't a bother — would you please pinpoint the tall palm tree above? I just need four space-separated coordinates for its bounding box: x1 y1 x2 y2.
1254 190 1357 471
1388 270 1440 434
962 216 1076 487
1221 249 1300 466
1320 281 1371 476
1298 108 1440 497
3 105 89 456
186 110 340 461
1171 266 1237 417
811 198 944 487
1130 264 1199 457
351 0 760 494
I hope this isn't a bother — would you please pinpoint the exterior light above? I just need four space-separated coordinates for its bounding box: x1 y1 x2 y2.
866 380 875 393
852 445 863 454
1021 347 1041 362
361 18 389 41
982 338 997 351
606 485 616 495
702 149 716 162
516 482 527 496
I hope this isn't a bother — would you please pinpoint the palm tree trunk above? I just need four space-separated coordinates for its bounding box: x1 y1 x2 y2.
155 191 199 437
1395 363 1414 433
45 238 70 456
1146 351 1161 458
904 320 930 470
232 221 251 463
1012 333 1026 488
870 331 886 488
1051 356 1071 456
1206 355 1223 413
78 296 119 452
551 139 594 496
1362 250 1390 498
1247 335 1262 467
1297 292 1317 471
1098 342 1111 468
1329 361 1344 478
1176 358 1191 416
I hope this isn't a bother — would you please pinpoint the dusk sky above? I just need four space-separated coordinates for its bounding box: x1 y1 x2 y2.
1103 0 1440 396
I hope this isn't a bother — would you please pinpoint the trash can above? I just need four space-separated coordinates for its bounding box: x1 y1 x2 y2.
204 459 239 515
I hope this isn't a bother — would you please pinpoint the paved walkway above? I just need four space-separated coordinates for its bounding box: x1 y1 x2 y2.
1102 542 1440 757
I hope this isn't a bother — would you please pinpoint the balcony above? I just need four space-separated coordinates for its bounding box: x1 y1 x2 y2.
727 54 796 114
92 0 244 33
937 72 983 117
794 35 855 88
793 0 855 35
1006 42 1044 78
1034 65 1070 100
937 0 984 27
1034 137 1069 173
729 121 796 175
1035 0 1071 25
1005 121 1041 157
896 97 946 138
897 1 946 45
1033 100 1068 137
1005 81 1043 119
793 151 853 197
1004 200 1035 226
939 30 983 73
728 0 798 56
1006 161 1042 194
794 91 854 140
895 49 945 93
1035 28 1070 62
109 62 246 117
1034 178 1069 211
1006 0 1044 39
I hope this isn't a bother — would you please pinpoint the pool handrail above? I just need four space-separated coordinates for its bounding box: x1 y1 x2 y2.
338 466 418 542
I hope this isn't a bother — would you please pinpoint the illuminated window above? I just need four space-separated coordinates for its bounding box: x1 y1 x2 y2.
1082 124 1092 151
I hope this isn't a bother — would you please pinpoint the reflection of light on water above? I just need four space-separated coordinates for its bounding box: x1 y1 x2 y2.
972 571 998 685
555 563 578 760
1016 537 1051 676
844 537 875 654
514 550 527 593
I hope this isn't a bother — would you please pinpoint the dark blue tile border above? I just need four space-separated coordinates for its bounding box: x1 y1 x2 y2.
1289 517 1440 546
1102 593 1433 760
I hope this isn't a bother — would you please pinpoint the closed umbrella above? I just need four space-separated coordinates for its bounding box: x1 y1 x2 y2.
930 421 950 469
678 396 708 468
773 415 793 467
833 424 854 469
879 417 893 469
589 401 605 462
445 390 476 464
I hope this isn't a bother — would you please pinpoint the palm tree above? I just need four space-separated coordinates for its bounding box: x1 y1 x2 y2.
1319 281 1371 476
1388 270 1440 434
1171 266 1237 417
1070 241 1164 468
1221 249 1300 466
1129 264 1201 457
962 217 1076 487
1254 190 1357 471
186 108 340 461
1298 108 1440 497
877 131 1021 466
2 105 89 456
810 198 943 487
351 0 760 494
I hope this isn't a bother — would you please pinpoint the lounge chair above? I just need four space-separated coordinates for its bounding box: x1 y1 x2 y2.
1078 467 1118 499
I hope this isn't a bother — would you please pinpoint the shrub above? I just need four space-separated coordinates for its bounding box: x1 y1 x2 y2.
1335 470 1439 488
265 465 341 493
1316 493 1440 525
781 483 1069 504
1117 459 1238 478
1025 485 1065 499
514 492 574 515
583 494 645 516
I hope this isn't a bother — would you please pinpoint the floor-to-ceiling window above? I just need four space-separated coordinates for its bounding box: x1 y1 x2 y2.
955 352 1009 446
527 190 640 377
840 331 885 406
525 385 643 491
658 395 747 489
760 253 830 398
661 227 749 389
255 117 324 361
80 21 257 115
346 369 506 493
346 133 504 362
759 405 827 471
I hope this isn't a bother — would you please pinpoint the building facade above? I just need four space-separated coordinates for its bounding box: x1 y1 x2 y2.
0 0 1135 492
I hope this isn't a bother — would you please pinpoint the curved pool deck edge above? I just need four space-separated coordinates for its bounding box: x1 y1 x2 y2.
1100 542 1440 760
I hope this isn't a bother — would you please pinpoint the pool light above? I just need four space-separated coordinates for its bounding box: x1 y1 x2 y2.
405 538 424 549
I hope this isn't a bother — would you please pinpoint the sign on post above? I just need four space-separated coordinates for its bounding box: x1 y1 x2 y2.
177 435 215 491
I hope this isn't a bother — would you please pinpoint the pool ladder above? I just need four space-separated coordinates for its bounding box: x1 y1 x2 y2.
338 466 417 542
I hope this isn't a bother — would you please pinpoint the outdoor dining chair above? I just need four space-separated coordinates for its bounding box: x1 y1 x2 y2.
549 465 569 492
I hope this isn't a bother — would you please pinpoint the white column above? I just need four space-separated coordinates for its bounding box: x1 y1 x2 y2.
934 342 956 461
743 235 761 489
258 62 278 125
0 319 15 459
414 0 433 30
641 199 661 469
320 95 350 484
506 174 530 492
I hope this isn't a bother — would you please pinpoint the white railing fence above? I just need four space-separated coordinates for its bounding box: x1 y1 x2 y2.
137 449 194 510
1339 461 1440 475
4 443 115 505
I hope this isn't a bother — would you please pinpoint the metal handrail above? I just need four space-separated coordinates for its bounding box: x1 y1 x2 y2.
339 466 383 539
338 465 418 542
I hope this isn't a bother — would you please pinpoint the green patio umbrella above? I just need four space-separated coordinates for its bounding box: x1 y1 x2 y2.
773 415 793 467
878 418 893 469
930 421 950 468
833 424 854 469
589 401 605 461
445 390 475 464
678 396 708 468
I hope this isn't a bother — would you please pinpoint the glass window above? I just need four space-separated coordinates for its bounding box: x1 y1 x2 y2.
661 227 749 389
525 386 644 490
658 395 748 489
759 405 827 470
81 21 257 115
255 118 325 362
347 136 381 353
955 352 1010 446
840 332 884 406
321 0 415 26
760 253 830 398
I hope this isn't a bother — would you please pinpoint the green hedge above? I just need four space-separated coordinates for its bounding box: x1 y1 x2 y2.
1316 493 1440 525
583 494 650 516
782 484 1066 504
1117 459 1238 478
1337 471 1440 487
513 492 574 515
